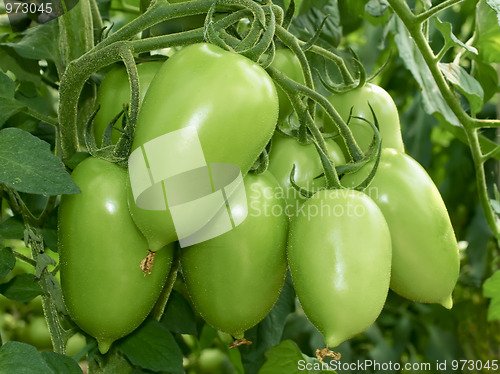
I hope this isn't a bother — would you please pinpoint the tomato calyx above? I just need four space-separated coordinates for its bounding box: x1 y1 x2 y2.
229 338 252 349
83 104 132 166
140 250 156 276
316 348 341 362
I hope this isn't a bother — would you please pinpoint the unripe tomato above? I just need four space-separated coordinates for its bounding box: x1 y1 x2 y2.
180 172 288 338
271 49 305 123
342 148 459 308
94 61 164 146
288 189 392 347
18 316 52 350
128 43 279 251
58 157 173 353
268 134 345 215
322 83 404 155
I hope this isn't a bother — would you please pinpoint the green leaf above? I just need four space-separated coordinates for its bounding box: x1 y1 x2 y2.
0 47 41 85
2 22 58 62
118 319 183 373
434 18 478 55
0 98 26 128
0 247 16 281
365 0 389 17
41 351 83 374
391 17 460 126
0 341 53 374
35 253 56 279
240 272 296 374
473 0 500 63
258 340 332 374
438 62 484 115
0 128 80 195
160 289 197 335
0 216 25 240
289 0 342 48
471 59 498 102
487 0 500 22
0 71 16 99
0 273 43 302
484 271 500 321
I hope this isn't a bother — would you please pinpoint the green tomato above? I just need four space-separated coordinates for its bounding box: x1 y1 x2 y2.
342 148 459 308
18 316 52 350
58 157 173 354
94 61 164 146
180 172 287 338
268 134 345 215
66 333 87 357
271 49 305 124
323 83 404 155
288 189 391 347
128 43 279 251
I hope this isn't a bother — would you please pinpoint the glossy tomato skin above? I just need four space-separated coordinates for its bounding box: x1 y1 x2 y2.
288 189 392 347
180 172 288 338
128 43 279 251
268 134 345 215
94 61 164 146
342 148 459 308
58 157 173 354
271 49 305 123
323 83 404 154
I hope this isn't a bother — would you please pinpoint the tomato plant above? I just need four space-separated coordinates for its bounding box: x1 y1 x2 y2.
180 171 287 339
271 48 305 123
58 157 173 353
128 42 279 251
93 60 164 146
342 148 460 308
322 83 405 154
268 133 345 214
288 188 392 348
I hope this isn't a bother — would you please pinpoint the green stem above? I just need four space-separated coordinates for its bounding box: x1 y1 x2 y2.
12 251 36 267
95 0 214 50
307 44 354 86
152 249 180 320
415 0 465 23
388 0 500 240
25 108 58 128
59 28 205 161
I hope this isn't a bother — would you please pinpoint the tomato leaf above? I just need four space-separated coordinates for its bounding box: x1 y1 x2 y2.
160 289 197 335
35 253 56 279
0 273 43 302
40 351 83 374
0 71 26 127
0 216 24 240
0 247 15 281
438 62 484 116
1 22 58 63
258 340 331 374
434 18 478 56
0 128 80 195
240 272 296 374
289 0 342 48
483 270 500 321
390 17 460 127
118 318 184 373
472 0 500 63
0 342 53 374
365 0 389 17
